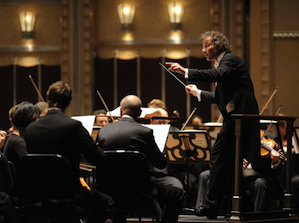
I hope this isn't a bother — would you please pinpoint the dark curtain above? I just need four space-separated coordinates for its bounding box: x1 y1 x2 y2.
0 65 14 129
94 57 211 122
94 58 114 112
140 58 161 106
0 65 60 130
189 56 212 123
16 66 39 103
41 65 61 99
117 59 137 100
163 57 211 122
164 58 188 118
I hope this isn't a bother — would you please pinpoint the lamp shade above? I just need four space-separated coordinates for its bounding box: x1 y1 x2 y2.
19 11 36 38
117 3 135 31
167 2 184 30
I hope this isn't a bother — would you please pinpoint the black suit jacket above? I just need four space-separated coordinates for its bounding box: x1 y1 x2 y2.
188 52 261 169
98 116 167 170
24 109 105 190
188 52 259 117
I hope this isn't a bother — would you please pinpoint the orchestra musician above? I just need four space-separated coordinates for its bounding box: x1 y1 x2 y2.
242 150 284 212
277 115 299 215
146 104 185 191
190 115 203 126
2 102 37 165
147 98 167 111
0 131 6 150
166 30 261 219
93 109 111 127
98 95 185 223
0 134 17 223
34 101 48 119
24 81 114 223
7 105 18 135
147 98 182 129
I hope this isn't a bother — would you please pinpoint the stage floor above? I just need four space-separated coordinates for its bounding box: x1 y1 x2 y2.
126 215 227 223
124 213 299 223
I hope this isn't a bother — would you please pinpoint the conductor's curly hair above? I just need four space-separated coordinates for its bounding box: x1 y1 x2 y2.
200 30 232 53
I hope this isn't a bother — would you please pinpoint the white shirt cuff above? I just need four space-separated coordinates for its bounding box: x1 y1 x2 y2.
184 68 189 79
196 89 202 102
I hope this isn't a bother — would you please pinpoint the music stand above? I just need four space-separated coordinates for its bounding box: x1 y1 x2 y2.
164 130 211 206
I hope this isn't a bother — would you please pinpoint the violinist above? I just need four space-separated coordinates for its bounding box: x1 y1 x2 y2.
147 98 182 129
93 109 111 127
242 142 285 212
277 116 299 215
190 115 203 126
34 101 48 119
147 98 167 111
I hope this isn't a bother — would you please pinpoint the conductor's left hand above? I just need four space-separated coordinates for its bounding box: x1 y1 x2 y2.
185 84 199 97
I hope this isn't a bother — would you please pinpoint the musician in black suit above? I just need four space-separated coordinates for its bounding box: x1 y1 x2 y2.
24 81 114 223
98 95 185 223
166 30 261 219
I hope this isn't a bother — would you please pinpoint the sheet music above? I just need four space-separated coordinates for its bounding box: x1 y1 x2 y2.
109 106 161 118
71 115 95 135
108 107 121 117
142 124 170 152
140 107 161 118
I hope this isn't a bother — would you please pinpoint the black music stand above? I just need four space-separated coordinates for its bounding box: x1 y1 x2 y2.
164 130 211 206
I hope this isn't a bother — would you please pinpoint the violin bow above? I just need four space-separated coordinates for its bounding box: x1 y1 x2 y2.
259 86 279 140
96 90 115 122
181 108 197 131
259 86 278 115
260 104 282 140
28 75 45 102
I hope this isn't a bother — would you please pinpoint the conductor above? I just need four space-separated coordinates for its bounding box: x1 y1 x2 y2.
166 30 261 219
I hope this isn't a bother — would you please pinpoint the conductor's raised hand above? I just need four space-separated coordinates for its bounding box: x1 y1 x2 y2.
165 62 185 75
185 84 199 97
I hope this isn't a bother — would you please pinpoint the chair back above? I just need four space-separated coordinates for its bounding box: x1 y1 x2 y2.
97 150 160 222
97 150 152 201
15 154 75 201
0 153 14 196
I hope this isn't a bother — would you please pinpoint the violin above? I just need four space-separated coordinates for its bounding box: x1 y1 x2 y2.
260 130 287 161
258 86 286 161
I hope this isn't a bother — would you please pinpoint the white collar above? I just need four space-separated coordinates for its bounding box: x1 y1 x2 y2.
122 115 134 120
214 51 226 68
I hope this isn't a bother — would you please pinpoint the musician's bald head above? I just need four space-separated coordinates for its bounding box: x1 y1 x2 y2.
120 95 142 120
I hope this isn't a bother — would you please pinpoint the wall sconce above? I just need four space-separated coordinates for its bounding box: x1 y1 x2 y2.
19 11 36 39
117 3 135 32
167 2 184 31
